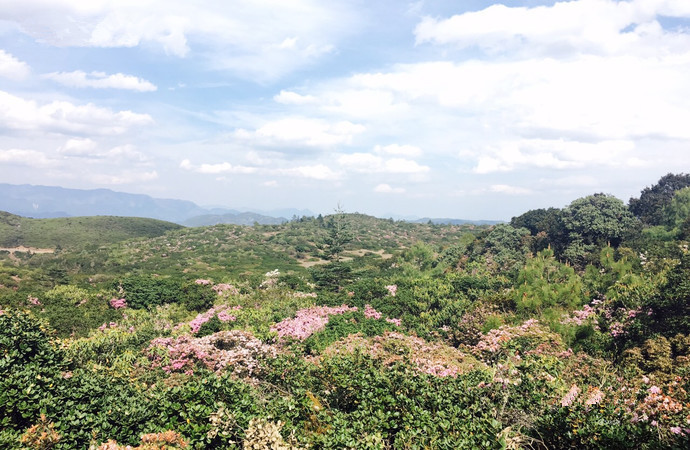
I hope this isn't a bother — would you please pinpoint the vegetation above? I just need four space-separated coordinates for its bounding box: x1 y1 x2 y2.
2 173 690 448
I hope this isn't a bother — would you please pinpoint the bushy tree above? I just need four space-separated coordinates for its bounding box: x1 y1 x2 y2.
629 173 690 225
561 194 640 267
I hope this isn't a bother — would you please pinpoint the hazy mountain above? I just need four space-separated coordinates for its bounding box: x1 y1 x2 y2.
412 218 504 226
181 212 287 227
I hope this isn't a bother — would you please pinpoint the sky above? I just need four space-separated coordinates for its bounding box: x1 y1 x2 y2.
1 0 690 220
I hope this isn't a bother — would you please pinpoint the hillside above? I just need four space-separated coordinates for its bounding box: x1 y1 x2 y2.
1 175 690 449
0 211 182 250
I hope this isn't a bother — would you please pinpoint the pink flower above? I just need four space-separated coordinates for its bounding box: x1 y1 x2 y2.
271 305 358 341
109 298 127 309
561 385 581 407
27 295 41 306
385 317 402 327
670 427 682 435
648 386 661 395
364 304 382 320
385 285 397 297
217 311 236 323
585 387 604 406
195 279 212 285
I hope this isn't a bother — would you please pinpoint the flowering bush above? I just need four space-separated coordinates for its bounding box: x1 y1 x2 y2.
145 330 276 377
109 298 127 309
270 305 358 341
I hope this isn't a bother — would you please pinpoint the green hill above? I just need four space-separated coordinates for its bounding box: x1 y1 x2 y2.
0 211 183 250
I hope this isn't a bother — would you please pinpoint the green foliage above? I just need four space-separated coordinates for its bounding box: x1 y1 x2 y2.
515 249 584 314
0 212 181 250
117 275 183 310
323 205 353 262
180 281 215 312
629 172 690 226
644 252 690 336
561 193 640 266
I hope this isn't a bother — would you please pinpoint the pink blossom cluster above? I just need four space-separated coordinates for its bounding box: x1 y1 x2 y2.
27 295 41 306
213 283 239 295
195 279 212 285
271 305 358 341
561 385 581 407
363 304 402 326
98 322 118 331
385 317 402 327
584 387 605 406
363 304 382 320
292 292 318 299
561 305 596 326
109 297 127 309
561 299 650 338
189 305 241 333
385 284 397 297
146 330 276 377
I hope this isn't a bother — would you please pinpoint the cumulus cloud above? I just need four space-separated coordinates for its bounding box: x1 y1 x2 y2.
0 148 52 167
277 164 341 181
374 144 422 157
274 90 317 105
472 139 637 174
43 70 157 91
57 138 98 156
0 49 30 80
374 183 405 194
488 184 532 195
179 159 256 174
415 0 690 58
337 152 430 174
86 170 159 185
1 0 357 81
0 90 153 135
234 117 365 149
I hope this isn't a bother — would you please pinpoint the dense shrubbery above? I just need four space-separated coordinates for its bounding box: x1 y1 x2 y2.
2 173 690 448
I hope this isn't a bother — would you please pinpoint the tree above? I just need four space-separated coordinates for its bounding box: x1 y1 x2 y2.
662 186 690 230
629 173 690 225
510 207 567 255
324 204 352 262
561 193 640 267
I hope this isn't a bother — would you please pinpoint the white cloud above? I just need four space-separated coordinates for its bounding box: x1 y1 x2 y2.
86 170 159 185
0 148 52 167
57 138 97 156
0 49 30 80
374 144 422 157
179 159 256 174
274 90 317 105
43 70 157 91
374 183 405 194
2 0 357 81
235 117 365 148
278 164 341 180
415 0 690 58
472 139 637 174
488 184 532 195
0 90 153 135
337 152 430 174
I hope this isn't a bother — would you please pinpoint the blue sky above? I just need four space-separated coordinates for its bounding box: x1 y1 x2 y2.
1 0 689 220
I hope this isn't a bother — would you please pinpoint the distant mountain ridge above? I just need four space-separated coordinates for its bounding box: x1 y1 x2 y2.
0 184 287 226
0 183 500 226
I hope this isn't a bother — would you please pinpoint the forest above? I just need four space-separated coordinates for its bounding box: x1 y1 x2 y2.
2 173 690 449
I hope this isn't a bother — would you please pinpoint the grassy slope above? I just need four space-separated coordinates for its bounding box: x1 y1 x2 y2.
0 211 183 249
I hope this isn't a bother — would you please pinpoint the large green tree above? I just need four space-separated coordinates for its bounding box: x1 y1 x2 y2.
629 173 690 225
561 193 640 266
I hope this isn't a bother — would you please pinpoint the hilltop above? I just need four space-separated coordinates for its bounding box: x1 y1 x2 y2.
0 211 182 250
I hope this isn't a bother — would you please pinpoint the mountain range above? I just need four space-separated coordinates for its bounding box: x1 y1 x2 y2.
0 183 501 226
